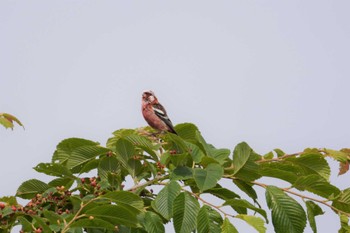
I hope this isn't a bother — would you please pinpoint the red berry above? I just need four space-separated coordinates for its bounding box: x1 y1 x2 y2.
11 205 17 211
107 151 113 157
0 203 5 209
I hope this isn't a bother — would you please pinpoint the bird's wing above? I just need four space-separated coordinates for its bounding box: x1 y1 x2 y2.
152 104 177 134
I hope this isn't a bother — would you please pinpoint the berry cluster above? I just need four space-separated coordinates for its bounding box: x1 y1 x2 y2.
0 202 17 226
24 187 72 216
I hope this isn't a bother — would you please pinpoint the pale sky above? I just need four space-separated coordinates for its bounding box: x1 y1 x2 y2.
1 1 350 232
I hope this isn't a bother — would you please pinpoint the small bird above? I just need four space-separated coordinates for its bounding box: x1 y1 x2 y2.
141 90 177 134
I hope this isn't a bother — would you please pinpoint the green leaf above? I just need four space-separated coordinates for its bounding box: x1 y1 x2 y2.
32 215 52 232
1 206 14 217
232 142 252 173
233 179 258 200
305 201 324 233
171 166 193 180
236 214 266 233
67 145 110 171
79 159 100 174
169 152 192 167
204 186 240 200
265 186 307 233
221 218 238 233
0 117 13 129
195 131 213 154
338 214 350 233
197 206 222 233
207 147 231 164
174 123 199 140
106 128 136 148
260 153 331 185
193 163 223 192
43 210 63 225
224 199 268 222
259 163 300 184
263 151 274 160
234 152 261 182
85 205 140 227
115 138 136 169
48 177 74 188
16 179 50 199
102 191 144 213
142 211 165 233
52 138 98 164
196 206 210 233
173 192 200 233
274 149 285 157
128 159 143 178
70 196 82 214
186 142 205 163
98 156 120 180
166 133 189 152
17 216 33 232
0 196 18 205
324 149 348 163
70 218 116 230
286 153 330 180
125 134 159 160
151 181 181 220
0 113 24 129
332 188 350 213
293 175 340 198
34 162 75 178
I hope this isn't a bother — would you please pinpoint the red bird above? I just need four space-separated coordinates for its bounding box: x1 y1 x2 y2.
141 90 177 134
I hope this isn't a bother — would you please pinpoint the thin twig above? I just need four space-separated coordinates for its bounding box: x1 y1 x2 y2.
127 175 168 191
186 190 236 218
61 198 96 233
258 152 303 163
258 148 329 163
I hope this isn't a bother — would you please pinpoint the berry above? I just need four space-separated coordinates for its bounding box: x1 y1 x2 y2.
107 151 113 157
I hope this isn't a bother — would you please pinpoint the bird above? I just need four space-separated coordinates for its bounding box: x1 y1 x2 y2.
141 90 177 134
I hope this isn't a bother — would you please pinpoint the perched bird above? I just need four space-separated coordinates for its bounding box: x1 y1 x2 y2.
141 90 177 134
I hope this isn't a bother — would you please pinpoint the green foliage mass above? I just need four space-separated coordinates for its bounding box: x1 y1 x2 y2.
1 123 350 233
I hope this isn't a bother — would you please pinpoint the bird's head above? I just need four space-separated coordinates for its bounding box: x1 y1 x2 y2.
142 90 157 104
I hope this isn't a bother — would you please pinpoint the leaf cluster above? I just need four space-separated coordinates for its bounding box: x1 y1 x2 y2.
1 123 350 233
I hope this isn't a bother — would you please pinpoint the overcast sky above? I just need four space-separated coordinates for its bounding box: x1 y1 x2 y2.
1 1 350 232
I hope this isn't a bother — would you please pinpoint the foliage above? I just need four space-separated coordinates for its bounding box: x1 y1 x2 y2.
0 113 23 130
1 123 350 233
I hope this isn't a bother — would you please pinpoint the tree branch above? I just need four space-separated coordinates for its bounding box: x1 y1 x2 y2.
61 197 96 233
257 152 303 163
186 190 236 219
127 175 168 192
251 181 350 217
